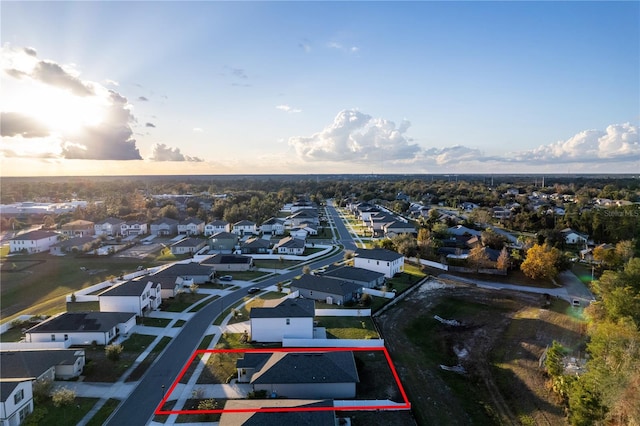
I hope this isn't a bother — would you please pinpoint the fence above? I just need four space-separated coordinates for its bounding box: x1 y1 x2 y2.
362 288 395 299
315 309 371 317
408 257 448 271
282 338 384 348
1 341 70 350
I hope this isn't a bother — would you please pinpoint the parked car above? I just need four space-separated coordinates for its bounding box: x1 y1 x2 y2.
219 275 233 281
247 287 260 294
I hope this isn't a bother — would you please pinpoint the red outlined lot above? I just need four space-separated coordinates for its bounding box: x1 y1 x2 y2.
155 346 411 416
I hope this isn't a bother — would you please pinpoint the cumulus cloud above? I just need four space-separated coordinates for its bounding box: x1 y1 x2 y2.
510 123 639 163
276 104 302 113
149 143 203 162
289 109 421 163
422 146 486 165
1 44 142 160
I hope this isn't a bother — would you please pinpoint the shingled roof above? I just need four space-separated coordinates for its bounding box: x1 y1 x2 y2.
292 274 362 297
219 399 335 426
250 298 315 319
25 312 135 334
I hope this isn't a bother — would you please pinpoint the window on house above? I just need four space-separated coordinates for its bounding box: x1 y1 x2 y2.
64 334 68 341
51 334 56 341
14 389 24 404
286 318 290 325
19 405 30 421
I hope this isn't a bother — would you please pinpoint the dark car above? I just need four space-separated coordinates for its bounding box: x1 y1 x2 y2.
247 287 260 294
219 275 233 281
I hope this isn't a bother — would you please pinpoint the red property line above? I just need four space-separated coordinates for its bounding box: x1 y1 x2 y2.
155 346 411 415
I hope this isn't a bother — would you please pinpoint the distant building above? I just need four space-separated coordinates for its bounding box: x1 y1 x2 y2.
9 230 59 254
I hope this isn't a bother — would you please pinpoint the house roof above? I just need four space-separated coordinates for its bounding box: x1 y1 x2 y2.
96 217 125 225
99 279 156 297
0 350 84 381
204 253 252 265
321 265 385 283
233 220 256 227
25 312 135 334
244 351 359 385
51 236 98 249
209 231 238 240
179 217 204 225
261 217 284 226
61 220 95 229
219 400 335 426
355 248 403 262
241 237 270 249
152 217 179 226
292 274 363 297
171 237 205 248
250 298 315 319
206 219 229 227
152 263 215 278
383 221 416 231
276 236 305 249
11 230 58 241
0 380 29 402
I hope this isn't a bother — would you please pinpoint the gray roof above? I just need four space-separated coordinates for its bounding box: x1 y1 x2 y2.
219 400 334 426
0 380 27 402
0 350 84 382
233 220 256 226
241 237 270 249
207 220 229 226
11 230 58 241
241 351 359 385
180 217 204 225
209 231 238 240
152 217 178 225
25 312 135 334
204 253 252 265
171 237 205 248
276 236 305 249
250 298 315 319
322 265 385 283
292 274 363 297
152 263 215 278
51 236 98 249
99 279 156 297
96 217 125 225
355 248 403 262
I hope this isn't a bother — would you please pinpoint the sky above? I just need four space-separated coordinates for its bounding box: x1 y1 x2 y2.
1 1 639 177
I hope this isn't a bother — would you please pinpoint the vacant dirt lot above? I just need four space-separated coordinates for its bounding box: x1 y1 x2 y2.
375 278 586 426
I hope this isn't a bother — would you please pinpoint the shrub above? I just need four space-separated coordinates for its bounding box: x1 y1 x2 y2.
32 379 53 403
52 387 75 407
105 343 123 361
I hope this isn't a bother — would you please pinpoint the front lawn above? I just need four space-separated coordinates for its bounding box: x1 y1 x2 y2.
24 397 99 426
160 293 209 312
82 333 156 382
139 317 171 327
317 316 379 339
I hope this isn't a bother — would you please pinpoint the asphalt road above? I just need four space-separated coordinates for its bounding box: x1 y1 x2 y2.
106 201 355 425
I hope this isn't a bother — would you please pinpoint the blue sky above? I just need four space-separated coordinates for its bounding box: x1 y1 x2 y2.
1 1 638 176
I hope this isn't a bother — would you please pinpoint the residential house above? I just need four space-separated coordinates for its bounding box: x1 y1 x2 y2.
0 349 86 382
286 210 319 227
170 238 206 255
49 236 100 255
320 264 385 289
492 207 512 220
219 400 335 426
447 225 482 237
560 228 589 245
204 220 230 236
202 253 254 272
9 230 59 254
249 298 315 343
239 237 271 255
151 263 215 298
291 275 362 305
260 217 285 235
60 219 95 238
382 220 416 238
121 220 148 236
274 236 306 255
232 220 258 237
354 248 404 278
150 217 179 236
208 231 239 253
178 218 205 236
24 312 136 346
94 217 125 237
236 350 359 399
98 279 162 316
0 379 33 426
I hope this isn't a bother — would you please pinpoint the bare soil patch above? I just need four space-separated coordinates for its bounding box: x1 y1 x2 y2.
375 279 586 426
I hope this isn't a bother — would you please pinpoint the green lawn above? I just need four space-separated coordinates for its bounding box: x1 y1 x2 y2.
188 295 219 312
160 293 209 312
317 316 379 339
139 317 171 327
24 397 99 426
85 398 120 426
173 319 187 328
0 253 159 322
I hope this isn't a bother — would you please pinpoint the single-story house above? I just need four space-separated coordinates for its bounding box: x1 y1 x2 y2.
178 218 205 236
49 236 100 255
202 253 254 272
60 220 95 238
208 231 239 253
274 236 305 256
561 228 589 245
94 217 125 237
286 210 319 227
204 220 230 236
354 248 404 278
170 237 207 255
250 298 315 343
9 230 59 254
0 349 86 382
260 217 285 235
447 225 482 237
98 279 162 316
320 264 385 289
24 312 136 346
232 220 258 236
151 262 215 284
382 220 416 238
236 350 359 399
219 399 335 426
291 275 362 305
239 237 271 254
150 217 179 236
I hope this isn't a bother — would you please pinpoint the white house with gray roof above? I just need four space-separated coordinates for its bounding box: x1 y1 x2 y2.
98 279 161 316
9 230 59 254
354 248 404 278
291 275 363 305
24 312 136 346
204 220 230 236
94 217 125 237
249 298 315 343
320 264 385 289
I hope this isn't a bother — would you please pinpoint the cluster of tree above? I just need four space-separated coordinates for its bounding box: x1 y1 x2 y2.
544 258 640 425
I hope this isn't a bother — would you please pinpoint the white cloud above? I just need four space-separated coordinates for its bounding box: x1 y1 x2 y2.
149 143 203 162
510 123 639 163
288 109 421 163
193 127 203 133
276 104 302 114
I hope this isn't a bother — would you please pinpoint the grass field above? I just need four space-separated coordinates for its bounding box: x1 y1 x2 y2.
318 316 379 339
0 253 160 322
25 397 99 426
